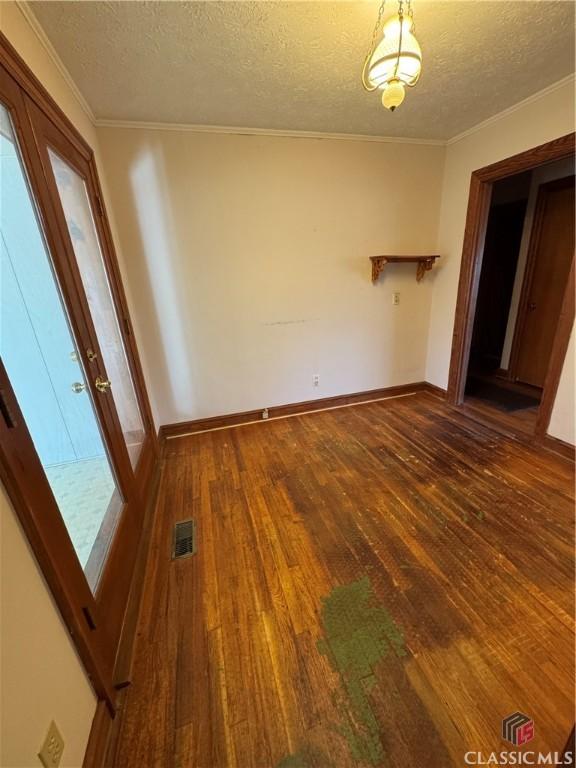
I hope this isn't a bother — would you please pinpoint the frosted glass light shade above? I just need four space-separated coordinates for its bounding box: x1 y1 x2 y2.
367 14 422 90
381 80 405 111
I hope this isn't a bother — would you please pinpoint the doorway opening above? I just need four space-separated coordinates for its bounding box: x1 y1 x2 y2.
463 160 575 434
447 133 575 443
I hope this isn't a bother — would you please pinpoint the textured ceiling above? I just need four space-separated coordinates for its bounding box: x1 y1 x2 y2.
28 0 575 141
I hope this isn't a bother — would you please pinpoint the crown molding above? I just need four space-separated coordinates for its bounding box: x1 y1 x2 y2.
16 0 95 123
447 74 576 146
91 74 576 147
15 1 574 150
93 118 446 146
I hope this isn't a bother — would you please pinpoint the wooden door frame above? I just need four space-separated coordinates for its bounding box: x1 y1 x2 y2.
24 96 161 655
447 132 575 438
0 362 117 710
0 31 158 703
0 31 155 442
507 175 575 384
25 97 136 512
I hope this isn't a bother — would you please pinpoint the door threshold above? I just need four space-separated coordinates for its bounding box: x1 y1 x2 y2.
452 401 573 462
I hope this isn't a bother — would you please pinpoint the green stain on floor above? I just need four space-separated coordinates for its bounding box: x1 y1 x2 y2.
276 575 406 768
275 746 333 768
276 752 311 768
317 575 406 765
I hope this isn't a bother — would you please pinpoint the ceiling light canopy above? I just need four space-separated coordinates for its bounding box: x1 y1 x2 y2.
362 0 422 112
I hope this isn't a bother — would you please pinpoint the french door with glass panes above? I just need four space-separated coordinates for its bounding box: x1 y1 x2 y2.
0 47 156 705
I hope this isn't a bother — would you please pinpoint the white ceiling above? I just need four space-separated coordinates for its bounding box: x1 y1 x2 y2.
28 1 575 141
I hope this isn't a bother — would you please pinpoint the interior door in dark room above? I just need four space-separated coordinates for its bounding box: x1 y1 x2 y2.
513 176 575 388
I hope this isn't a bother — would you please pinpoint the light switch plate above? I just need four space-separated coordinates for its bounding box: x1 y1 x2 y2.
38 721 64 768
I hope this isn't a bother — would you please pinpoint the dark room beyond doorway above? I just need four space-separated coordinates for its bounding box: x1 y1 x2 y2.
464 158 575 434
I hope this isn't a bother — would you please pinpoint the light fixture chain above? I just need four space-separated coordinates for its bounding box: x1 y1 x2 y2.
361 0 387 90
366 0 387 63
407 0 415 31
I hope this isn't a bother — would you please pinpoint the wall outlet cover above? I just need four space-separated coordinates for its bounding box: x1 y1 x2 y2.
38 721 64 768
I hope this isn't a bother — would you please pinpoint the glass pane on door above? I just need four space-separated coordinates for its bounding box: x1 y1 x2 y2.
0 103 121 589
48 150 145 468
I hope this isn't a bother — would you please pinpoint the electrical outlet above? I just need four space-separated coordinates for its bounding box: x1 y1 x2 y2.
38 721 64 768
262 408 269 420
392 291 400 306
313 374 320 387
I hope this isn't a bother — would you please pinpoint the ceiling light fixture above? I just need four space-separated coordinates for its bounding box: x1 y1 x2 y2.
361 0 422 112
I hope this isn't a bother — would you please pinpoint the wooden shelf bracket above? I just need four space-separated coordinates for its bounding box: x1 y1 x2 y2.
370 255 440 284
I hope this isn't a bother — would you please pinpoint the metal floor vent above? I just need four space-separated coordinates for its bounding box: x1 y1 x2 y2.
172 519 196 560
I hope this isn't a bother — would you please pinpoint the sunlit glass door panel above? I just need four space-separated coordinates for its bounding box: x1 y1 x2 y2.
0 103 121 590
48 150 146 469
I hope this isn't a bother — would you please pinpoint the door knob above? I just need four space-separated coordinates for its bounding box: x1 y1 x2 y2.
528 302 536 311
95 376 112 393
71 382 86 394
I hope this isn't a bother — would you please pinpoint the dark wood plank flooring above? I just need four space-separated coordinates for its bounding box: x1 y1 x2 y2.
108 392 574 767
463 394 539 436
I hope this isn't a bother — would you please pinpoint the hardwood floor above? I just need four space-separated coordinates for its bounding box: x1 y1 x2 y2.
107 392 575 768
462 395 540 436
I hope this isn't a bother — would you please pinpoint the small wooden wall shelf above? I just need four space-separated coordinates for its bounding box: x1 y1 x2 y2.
370 255 440 283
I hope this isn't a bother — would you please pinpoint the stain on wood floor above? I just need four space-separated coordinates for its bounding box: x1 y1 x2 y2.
107 392 575 767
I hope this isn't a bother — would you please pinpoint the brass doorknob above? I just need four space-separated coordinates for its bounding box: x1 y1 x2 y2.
71 382 86 394
95 377 112 393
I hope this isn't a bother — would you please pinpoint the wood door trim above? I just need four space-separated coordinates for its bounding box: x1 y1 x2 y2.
447 133 575 425
0 32 92 161
24 99 136 501
84 489 123 592
446 173 492 403
24 93 156 469
0 31 158 716
0 32 155 447
0 363 116 709
83 442 161 768
536 256 575 437
23 99 161 649
88 158 156 441
508 175 575 383
0 65 119 673
82 700 111 768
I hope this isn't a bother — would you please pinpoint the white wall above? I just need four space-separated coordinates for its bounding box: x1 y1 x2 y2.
97 127 445 426
0 489 96 767
426 79 575 443
548 328 575 445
